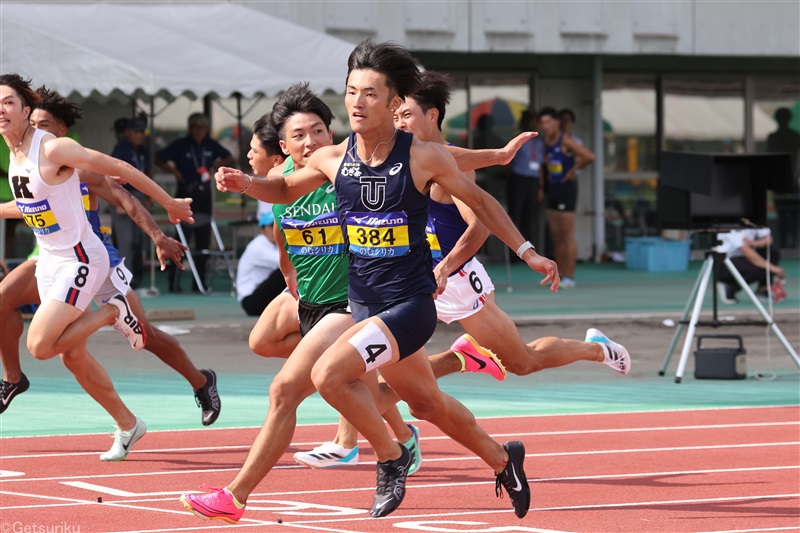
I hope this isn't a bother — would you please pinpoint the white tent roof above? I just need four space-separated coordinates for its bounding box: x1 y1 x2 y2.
0 2 354 99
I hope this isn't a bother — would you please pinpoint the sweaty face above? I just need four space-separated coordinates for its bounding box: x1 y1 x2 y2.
279 112 332 169
345 69 399 133
30 108 67 138
393 97 433 141
247 135 273 175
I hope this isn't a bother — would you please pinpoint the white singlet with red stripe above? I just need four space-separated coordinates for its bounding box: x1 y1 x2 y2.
7 128 96 251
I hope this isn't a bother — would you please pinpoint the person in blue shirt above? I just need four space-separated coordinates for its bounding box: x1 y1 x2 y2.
110 115 149 288
539 107 595 288
507 109 544 247
155 113 233 292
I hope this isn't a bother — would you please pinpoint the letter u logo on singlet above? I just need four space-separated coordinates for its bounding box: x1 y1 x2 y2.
359 175 386 211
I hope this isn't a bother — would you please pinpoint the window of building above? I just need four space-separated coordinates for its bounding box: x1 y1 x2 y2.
753 76 800 250
664 78 745 154
601 76 658 250
449 74 531 263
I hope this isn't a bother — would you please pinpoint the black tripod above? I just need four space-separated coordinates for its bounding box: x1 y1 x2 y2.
660 250 800 383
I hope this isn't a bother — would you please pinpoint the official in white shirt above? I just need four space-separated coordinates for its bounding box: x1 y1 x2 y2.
236 212 285 316
714 228 785 303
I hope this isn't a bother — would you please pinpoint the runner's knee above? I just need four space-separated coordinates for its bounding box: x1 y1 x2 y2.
249 325 288 358
0 285 24 314
269 371 312 408
27 335 57 360
249 335 279 357
309 360 335 398
58 349 88 371
503 352 543 375
405 392 445 422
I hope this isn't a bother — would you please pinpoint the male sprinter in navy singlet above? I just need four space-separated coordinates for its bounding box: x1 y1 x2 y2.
215 40 556 519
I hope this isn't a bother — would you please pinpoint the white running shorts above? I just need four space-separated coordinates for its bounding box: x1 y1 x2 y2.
93 259 133 306
35 237 108 312
435 257 495 324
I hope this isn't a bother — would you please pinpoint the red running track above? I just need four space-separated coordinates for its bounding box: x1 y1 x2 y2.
1 406 799 533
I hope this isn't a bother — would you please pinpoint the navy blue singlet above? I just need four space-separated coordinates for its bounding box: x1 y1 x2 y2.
545 133 576 185
335 130 436 305
426 200 470 275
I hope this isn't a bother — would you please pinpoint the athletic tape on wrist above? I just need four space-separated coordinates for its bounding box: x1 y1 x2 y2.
516 240 535 259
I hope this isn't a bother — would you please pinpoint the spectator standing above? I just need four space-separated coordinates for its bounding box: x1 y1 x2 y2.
110 116 150 289
766 107 800 165
156 113 233 292
507 110 544 247
112 117 129 143
539 107 596 288
236 211 285 316
766 107 800 249
559 108 584 146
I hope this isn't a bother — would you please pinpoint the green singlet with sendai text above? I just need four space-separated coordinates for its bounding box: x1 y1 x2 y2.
272 157 349 305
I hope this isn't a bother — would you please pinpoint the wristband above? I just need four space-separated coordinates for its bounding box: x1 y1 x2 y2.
516 240 535 259
240 174 253 194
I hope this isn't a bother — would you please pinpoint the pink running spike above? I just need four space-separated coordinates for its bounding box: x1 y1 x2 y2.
181 485 244 524
451 334 507 381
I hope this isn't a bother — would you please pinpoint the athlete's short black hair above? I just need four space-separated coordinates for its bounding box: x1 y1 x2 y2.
252 113 282 156
35 86 83 129
346 39 421 100
409 71 452 131
0 73 40 110
270 82 334 140
559 108 576 122
538 107 559 120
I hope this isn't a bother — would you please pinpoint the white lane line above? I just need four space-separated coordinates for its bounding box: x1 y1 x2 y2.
2 421 797 460
3 465 797 509
1 442 798 485
2 404 796 440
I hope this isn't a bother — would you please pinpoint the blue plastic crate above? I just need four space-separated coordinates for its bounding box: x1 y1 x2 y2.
625 237 690 272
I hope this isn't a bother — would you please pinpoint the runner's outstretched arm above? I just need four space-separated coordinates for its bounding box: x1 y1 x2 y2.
446 131 538 172
45 137 193 225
